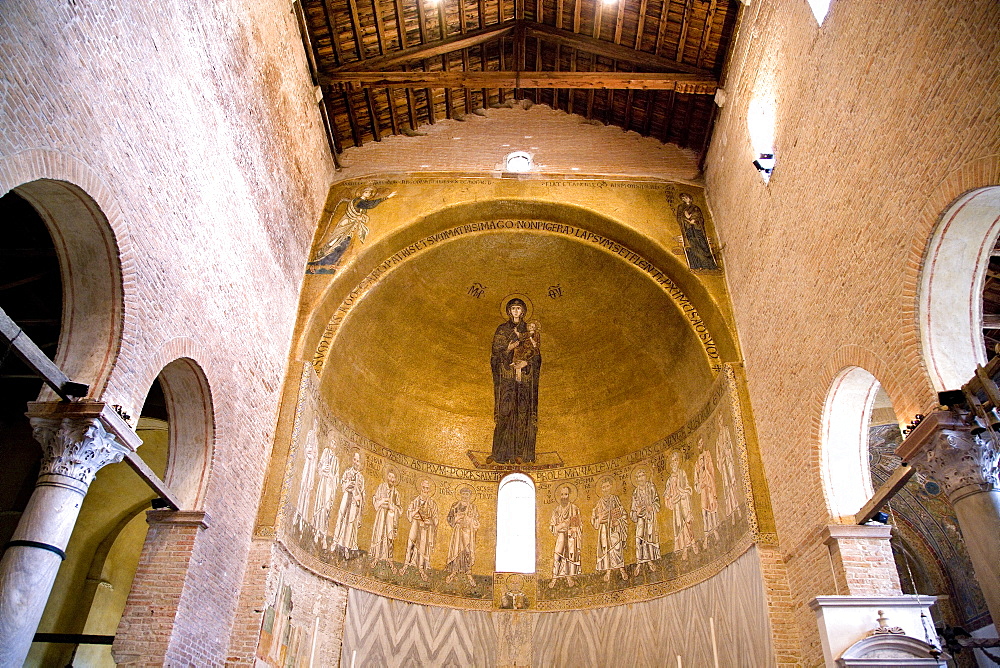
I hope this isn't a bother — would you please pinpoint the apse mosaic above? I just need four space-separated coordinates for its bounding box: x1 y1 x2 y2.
278 365 758 611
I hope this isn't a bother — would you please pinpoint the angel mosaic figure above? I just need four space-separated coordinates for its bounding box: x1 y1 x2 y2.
694 437 720 544
369 469 402 574
310 187 396 269
331 451 365 560
630 468 661 575
675 192 718 271
592 476 629 582
445 486 480 587
548 484 582 587
401 479 439 581
311 445 339 549
663 451 696 560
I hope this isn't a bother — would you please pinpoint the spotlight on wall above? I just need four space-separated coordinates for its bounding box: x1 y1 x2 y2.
871 511 890 524
505 151 533 173
753 152 775 177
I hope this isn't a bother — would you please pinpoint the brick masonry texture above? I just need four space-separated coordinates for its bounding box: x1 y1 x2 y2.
1 0 335 664
334 103 702 182
705 0 1000 665
7 0 996 662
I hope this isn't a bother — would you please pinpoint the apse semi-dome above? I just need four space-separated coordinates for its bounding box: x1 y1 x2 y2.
319 229 717 468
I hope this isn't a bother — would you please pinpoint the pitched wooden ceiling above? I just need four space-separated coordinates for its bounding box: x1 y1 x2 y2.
295 0 740 161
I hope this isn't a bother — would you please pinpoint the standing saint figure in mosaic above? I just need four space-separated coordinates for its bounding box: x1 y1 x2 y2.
694 437 720 545
548 484 582 587
716 416 742 523
630 468 661 575
369 469 402 574
445 486 480 586
592 476 629 582
331 451 365 560
401 479 439 581
663 451 696 560
294 419 318 532
311 445 339 549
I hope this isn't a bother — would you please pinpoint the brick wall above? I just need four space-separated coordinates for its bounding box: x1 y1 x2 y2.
705 0 1000 664
334 102 702 182
1 0 335 664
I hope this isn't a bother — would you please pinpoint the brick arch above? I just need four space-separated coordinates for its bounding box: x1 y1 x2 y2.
0 149 138 399
900 154 1000 400
812 346 905 522
132 338 216 510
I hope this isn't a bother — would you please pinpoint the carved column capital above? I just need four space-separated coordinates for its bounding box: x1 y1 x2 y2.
30 416 130 488
897 411 1000 502
922 428 999 500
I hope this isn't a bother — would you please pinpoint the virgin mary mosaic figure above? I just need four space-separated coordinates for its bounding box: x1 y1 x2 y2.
489 298 541 463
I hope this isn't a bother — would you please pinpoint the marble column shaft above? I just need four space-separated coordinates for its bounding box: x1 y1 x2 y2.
898 413 1000 632
0 414 131 667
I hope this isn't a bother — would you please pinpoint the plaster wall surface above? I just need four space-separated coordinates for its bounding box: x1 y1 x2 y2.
704 0 1000 663
1 0 335 663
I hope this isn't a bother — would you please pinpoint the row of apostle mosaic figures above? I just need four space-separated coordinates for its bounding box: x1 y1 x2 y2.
550 425 742 588
292 430 481 586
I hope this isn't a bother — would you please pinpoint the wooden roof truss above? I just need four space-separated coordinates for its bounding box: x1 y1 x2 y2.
294 0 740 161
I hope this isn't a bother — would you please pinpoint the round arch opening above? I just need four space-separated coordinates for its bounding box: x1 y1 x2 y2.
919 186 1000 392
821 367 882 521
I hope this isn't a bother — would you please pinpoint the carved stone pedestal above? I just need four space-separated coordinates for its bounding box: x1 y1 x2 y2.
898 411 1000 633
0 402 140 667
810 595 942 667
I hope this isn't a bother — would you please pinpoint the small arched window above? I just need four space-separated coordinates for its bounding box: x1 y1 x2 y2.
495 473 536 573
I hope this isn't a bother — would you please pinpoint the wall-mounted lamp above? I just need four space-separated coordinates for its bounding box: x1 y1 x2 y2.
505 151 533 173
753 152 775 178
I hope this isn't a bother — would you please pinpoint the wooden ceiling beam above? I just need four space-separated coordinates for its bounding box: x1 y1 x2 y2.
371 0 388 54
676 0 694 63
393 0 408 48
523 21 713 75
331 21 516 71
325 70 716 90
345 0 367 59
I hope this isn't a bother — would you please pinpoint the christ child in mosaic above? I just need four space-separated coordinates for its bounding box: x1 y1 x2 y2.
511 320 541 383
445 486 480 586
694 437 720 544
663 451 696 560
592 476 629 582
548 484 582 587
369 469 402 574
629 468 661 575
401 479 439 581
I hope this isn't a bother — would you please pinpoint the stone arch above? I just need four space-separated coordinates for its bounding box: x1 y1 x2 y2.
0 150 135 398
821 366 882 521
918 186 1000 393
140 350 215 511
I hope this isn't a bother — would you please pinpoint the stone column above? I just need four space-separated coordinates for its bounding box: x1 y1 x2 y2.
0 402 139 667
897 411 1000 631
